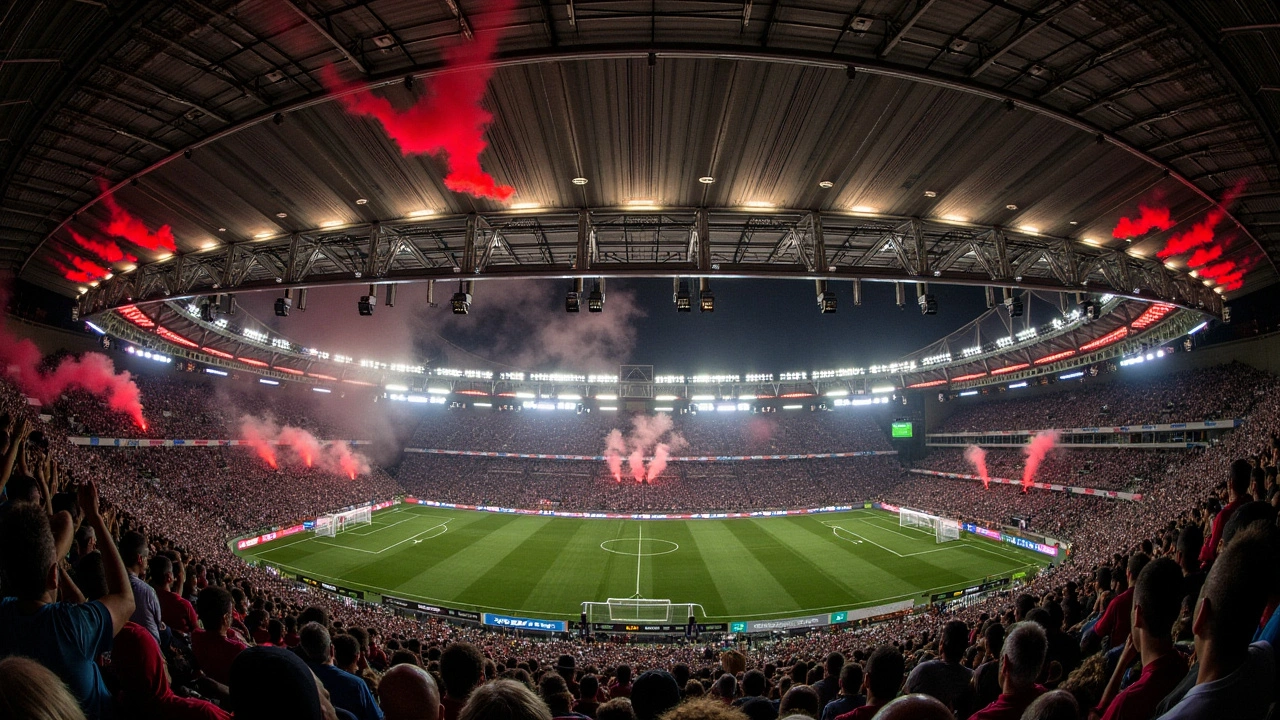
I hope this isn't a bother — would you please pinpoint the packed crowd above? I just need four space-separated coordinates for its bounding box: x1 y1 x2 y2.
407 409 893 457
913 448 1186 492
936 363 1273 433
1 356 1279 720
395 456 905 513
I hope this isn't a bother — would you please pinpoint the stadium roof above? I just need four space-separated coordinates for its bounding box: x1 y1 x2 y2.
4 0 1279 305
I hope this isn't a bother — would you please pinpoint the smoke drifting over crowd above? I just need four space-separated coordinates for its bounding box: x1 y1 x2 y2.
0 293 146 428
322 0 516 200
1114 183 1249 291
964 445 990 489
1021 430 1059 491
238 415 371 479
603 413 687 483
55 184 174 283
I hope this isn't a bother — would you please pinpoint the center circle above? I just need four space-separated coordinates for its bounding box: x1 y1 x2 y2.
600 538 680 557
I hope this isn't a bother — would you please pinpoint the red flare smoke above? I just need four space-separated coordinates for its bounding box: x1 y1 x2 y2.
964 445 990 490
628 448 646 483
647 443 671 481
98 181 178 253
239 416 280 469
1198 261 1237 280
1113 205 1174 239
325 441 370 480
61 252 109 280
70 229 136 264
51 259 101 284
604 429 625 482
319 0 517 201
0 300 145 428
1157 208 1224 259
604 413 686 484
1021 430 1059 491
1186 244 1223 268
279 426 323 468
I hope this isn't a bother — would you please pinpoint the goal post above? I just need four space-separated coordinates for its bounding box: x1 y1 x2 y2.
314 505 373 537
899 507 962 544
581 599 705 624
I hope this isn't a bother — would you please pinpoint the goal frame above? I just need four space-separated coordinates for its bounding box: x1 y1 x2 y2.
314 505 373 537
899 507 962 544
581 598 705 624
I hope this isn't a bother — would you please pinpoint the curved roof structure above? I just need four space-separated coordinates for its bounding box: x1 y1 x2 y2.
4 0 1277 307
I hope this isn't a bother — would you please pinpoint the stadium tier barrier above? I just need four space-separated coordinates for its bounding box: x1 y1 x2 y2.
907 468 1144 501
69 436 373 447
924 418 1241 439
402 496 866 519
403 448 898 461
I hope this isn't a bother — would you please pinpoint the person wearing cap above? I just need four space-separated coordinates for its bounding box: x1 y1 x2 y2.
229 645 345 720
556 654 581 698
630 670 682 720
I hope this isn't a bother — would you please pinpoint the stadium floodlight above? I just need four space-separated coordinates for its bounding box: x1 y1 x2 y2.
871 385 896 394
958 390 978 396
1187 321 1208 335
426 387 449 395
654 406 674 412
204 368 228 377
558 393 582 400
654 394 679 401
588 279 605 312
1081 300 1098 321
918 293 937 315
674 279 692 312
566 278 582 312
817 280 836 313
600 406 617 411
699 278 714 312
595 394 617 400
452 281 473 315
852 278 863 306
1004 294 1023 318
895 282 905 310
515 391 536 399
259 378 279 386
1009 381 1028 389
312 387 331 393
358 285 377 316
385 384 409 392
275 289 292 317
1059 371 1085 380
782 404 803 410
690 394 715 401
825 389 849 397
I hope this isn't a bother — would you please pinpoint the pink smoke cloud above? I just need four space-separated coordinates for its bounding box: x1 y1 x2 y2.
964 445 990 490
97 181 178 254
0 294 146 429
603 413 687 483
238 415 372 478
239 416 280 469
1112 205 1174 240
319 0 517 201
1020 430 1059 491
604 429 626 482
278 425 323 468
70 229 136 264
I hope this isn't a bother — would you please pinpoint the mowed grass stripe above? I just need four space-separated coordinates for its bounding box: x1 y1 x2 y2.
761 517 917 604
455 519 590 610
388 513 537 603
685 521 803 617
522 520 626 616
721 519 860 612
646 521 728 615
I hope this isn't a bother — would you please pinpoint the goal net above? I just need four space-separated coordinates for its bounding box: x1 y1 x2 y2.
314 505 373 537
582 599 704 624
900 508 962 543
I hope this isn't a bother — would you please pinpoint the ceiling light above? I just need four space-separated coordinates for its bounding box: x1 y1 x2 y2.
254 232 274 239
276 212 288 218
217 227 226 232
122 264 135 272
78 287 88 294
819 181 834 189
407 209 435 218
156 253 172 261
1164 261 1177 270
1214 287 1224 294
355 198 368 205
1006 204 1018 210
850 205 878 214
572 177 588 185
89 281 99 287
923 190 937 198
103 272 113 280
941 214 969 222
698 176 715 184
743 201 775 208
1081 237 1099 246
1189 270 1199 278
1018 225 1040 234
202 242 219 250
320 220 344 228
627 199 656 206
1069 221 1078 225
510 202 540 210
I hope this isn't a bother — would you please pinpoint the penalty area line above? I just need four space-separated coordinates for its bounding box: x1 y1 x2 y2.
313 518 453 555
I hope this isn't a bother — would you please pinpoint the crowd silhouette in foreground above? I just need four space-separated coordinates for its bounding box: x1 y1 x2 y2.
0 359 1278 719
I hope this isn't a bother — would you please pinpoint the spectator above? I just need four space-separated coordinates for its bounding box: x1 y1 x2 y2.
0 655 89 720
1160 526 1277 719
150 554 198 635
1090 553 1150 652
833 646 902 720
1198 459 1252 565
229 645 343 720
459 679 552 720
905 620 974 715
300 621 383 720
192 586 248 687
1019 690 1077 720
112 621 231 719
440 642 486 720
380 664 443 720
967 622 1046 720
659 697 749 720
810 653 843 709
0 483 134 720
872 694 953 720
609 666 633 699
1094 557 1186 720
630 670 681 720
777 686 819 718
596 698 636 720
818 663 863 720
118 529 165 646
972 623 1005 710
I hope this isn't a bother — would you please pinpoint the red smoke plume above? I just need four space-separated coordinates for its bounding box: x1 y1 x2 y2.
319 0 517 201
238 415 372 478
1185 245 1223 268
70 229 136 264
964 445 990 490
1157 208 1225 259
98 181 178 253
51 259 101 284
1112 205 1174 240
0 298 146 428
1020 430 1059 491
60 252 109 281
603 413 687 483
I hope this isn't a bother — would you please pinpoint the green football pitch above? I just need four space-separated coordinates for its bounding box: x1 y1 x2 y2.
236 504 1049 621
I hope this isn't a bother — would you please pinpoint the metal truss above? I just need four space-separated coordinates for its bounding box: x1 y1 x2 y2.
77 207 1224 317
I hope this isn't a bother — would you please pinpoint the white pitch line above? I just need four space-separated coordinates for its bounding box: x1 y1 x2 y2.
313 519 452 555
635 522 643 597
822 523 958 558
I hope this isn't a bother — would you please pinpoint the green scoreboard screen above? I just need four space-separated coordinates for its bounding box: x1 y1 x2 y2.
891 421 914 438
